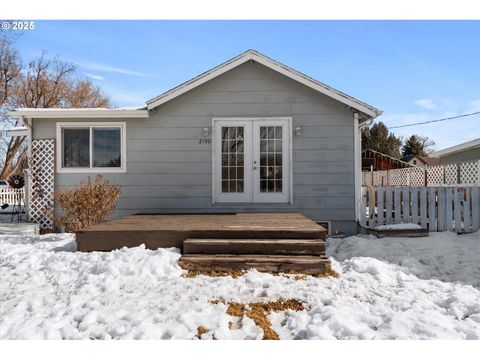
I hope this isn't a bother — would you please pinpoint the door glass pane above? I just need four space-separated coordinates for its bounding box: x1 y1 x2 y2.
260 127 267 139
62 128 90 167
259 126 283 193
221 126 244 193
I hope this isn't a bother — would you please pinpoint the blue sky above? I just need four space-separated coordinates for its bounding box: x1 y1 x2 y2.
12 20 480 150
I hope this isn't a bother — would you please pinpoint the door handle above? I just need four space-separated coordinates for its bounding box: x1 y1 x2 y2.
253 160 257 170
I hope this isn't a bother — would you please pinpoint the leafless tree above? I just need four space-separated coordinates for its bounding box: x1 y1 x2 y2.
0 37 22 178
0 37 111 180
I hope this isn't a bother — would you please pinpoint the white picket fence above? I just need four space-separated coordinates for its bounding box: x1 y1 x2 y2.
361 186 480 233
362 160 480 187
0 189 25 206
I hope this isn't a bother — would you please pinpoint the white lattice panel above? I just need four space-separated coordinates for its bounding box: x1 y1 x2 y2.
410 168 426 186
30 139 55 229
445 164 458 185
388 169 404 186
460 161 479 185
427 166 444 185
362 172 373 186
363 161 480 187
373 171 388 186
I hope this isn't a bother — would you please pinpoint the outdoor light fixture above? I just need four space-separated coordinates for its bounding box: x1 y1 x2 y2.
295 126 303 136
202 127 210 137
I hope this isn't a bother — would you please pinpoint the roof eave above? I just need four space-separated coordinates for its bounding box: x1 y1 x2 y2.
7 109 150 119
430 139 480 157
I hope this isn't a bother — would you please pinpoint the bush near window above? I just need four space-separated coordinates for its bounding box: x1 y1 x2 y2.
55 175 121 232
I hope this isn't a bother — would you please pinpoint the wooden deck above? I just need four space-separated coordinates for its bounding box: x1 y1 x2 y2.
76 213 326 252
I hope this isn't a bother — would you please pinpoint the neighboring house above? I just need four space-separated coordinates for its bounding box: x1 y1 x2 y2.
8 50 381 235
362 149 411 171
401 154 440 168
430 138 480 165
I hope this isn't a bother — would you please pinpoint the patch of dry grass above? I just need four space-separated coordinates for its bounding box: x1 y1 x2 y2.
283 268 340 280
184 268 338 279
210 298 305 340
183 269 247 278
196 326 209 339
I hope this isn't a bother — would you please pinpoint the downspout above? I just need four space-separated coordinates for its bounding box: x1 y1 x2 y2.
354 114 374 224
353 112 361 224
22 116 32 220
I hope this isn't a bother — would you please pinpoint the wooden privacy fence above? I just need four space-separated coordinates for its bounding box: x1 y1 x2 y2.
361 186 480 233
362 160 480 187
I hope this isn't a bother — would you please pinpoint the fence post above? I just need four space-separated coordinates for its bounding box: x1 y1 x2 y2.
472 187 479 232
438 187 446 231
477 160 480 185
360 187 367 228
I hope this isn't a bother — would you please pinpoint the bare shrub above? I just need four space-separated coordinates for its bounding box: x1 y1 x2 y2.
55 175 121 232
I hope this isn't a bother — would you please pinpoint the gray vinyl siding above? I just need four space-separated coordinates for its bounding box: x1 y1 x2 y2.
32 61 357 235
438 147 480 165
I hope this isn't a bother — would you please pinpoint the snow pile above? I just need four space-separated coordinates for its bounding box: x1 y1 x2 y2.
1 232 480 339
328 231 480 288
375 223 424 231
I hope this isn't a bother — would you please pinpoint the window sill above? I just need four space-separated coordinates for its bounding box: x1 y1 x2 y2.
56 167 126 174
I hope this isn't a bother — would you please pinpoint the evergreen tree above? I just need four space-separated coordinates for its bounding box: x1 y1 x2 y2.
401 135 435 157
361 122 402 159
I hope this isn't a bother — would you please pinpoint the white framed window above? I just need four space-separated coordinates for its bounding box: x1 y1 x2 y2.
56 122 126 173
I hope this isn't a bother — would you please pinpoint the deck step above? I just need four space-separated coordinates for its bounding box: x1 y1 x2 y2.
178 254 331 275
183 238 325 255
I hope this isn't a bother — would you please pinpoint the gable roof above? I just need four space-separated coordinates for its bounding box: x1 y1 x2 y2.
430 138 480 158
401 154 441 166
420 156 440 166
401 154 417 162
362 149 413 170
146 50 382 120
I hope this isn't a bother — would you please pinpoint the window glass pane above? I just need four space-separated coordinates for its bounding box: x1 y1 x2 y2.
93 128 121 167
62 128 90 168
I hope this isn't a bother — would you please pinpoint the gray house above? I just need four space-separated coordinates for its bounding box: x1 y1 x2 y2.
9 50 381 235
430 138 480 165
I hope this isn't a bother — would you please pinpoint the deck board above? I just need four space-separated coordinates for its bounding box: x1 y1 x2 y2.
76 213 326 252
183 238 326 255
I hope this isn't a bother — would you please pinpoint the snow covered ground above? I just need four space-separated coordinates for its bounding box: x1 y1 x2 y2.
1 231 480 340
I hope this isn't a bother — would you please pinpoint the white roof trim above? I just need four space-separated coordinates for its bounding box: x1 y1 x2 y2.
146 50 382 118
7 108 149 119
430 138 480 157
6 126 28 137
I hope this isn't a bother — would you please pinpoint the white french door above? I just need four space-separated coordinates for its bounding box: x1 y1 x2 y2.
213 118 291 203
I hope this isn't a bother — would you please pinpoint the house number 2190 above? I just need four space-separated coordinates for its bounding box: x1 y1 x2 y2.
199 138 212 144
